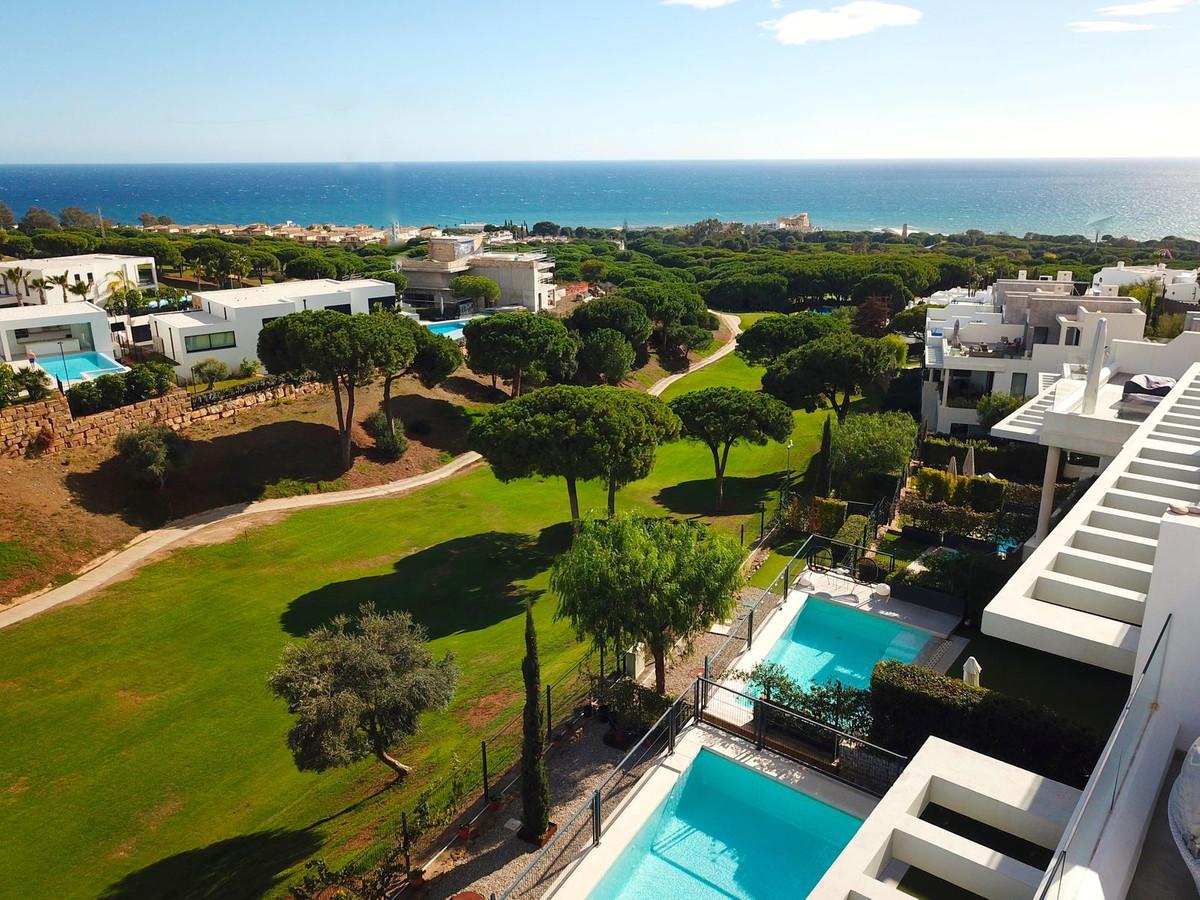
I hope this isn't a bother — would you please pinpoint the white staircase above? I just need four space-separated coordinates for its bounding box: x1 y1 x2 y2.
984 377 1200 674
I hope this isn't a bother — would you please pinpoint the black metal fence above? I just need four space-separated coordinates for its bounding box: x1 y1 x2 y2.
493 677 907 900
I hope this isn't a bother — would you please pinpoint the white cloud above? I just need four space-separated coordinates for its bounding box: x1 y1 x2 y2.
1098 0 1191 14
1069 19 1157 30
763 1 922 45
662 0 740 8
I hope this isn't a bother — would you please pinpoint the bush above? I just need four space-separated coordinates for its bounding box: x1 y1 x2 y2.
66 381 102 415
912 467 1005 513
115 425 186 489
0 366 20 408
834 514 870 548
809 497 847 536
94 374 127 411
123 362 175 404
363 409 407 460
236 357 262 378
899 495 994 538
192 358 229 391
189 372 314 409
976 392 1027 430
869 660 1103 787
830 412 917 493
14 367 51 401
260 477 349 499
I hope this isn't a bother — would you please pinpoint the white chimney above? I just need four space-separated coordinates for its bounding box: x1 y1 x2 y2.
1117 261 1126 270
1018 269 1028 281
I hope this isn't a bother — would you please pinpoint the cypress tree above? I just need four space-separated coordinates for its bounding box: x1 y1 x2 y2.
519 605 551 842
814 415 833 498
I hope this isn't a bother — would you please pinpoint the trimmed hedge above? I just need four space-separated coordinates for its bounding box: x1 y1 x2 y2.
834 514 870 547
66 362 175 416
912 467 1006 513
869 660 1102 788
920 436 1045 484
810 497 848 537
188 373 316 410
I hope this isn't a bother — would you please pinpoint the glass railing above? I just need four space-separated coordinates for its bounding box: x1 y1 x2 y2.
1038 614 1171 899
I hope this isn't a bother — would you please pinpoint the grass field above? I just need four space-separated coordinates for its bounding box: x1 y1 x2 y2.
0 316 829 899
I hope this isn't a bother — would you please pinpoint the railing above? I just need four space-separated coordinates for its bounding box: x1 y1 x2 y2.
1036 614 1172 900
494 677 906 899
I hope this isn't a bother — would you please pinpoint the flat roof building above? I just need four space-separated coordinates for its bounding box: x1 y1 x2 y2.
0 254 157 308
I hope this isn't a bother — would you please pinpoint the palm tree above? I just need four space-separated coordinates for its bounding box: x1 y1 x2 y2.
28 277 50 304
48 273 70 304
3 267 27 305
105 269 143 348
67 281 91 302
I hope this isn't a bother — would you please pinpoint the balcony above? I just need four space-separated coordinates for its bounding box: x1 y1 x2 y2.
944 338 1025 360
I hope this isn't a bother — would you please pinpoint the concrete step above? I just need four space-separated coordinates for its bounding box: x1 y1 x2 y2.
1088 506 1162 540
1053 547 1154 594
1071 525 1159 566
1115 473 1200 502
1032 571 1146 626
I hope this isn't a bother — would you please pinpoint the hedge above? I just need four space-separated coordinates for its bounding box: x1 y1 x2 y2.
188 373 316 410
912 467 1006 513
899 495 995 539
66 362 175 416
834 514 871 548
809 497 848 537
919 436 1045 484
869 660 1103 788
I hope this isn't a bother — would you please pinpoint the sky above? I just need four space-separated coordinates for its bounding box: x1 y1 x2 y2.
6 0 1199 163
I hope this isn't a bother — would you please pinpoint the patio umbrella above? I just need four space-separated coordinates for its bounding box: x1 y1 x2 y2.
963 446 976 478
948 455 958 477
963 656 982 687
950 318 962 348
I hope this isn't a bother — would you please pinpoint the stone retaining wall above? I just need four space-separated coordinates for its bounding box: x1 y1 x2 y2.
1 380 328 458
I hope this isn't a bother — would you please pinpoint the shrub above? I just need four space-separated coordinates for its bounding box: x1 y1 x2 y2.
115 425 186 489
869 660 1103 787
66 381 102 415
834 514 870 548
976 392 1026 429
920 436 1044 483
192 358 229 391
363 409 408 460
236 357 262 378
260 477 349 499
0 366 19 408
14 367 50 401
94 374 127 410
899 495 994 538
809 497 848 536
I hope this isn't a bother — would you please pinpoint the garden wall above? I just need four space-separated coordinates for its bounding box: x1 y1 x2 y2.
2 381 327 457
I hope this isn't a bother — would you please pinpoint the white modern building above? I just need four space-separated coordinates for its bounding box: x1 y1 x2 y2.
1093 262 1200 306
394 234 562 315
921 271 1146 435
774 212 816 232
147 278 396 378
0 254 158 308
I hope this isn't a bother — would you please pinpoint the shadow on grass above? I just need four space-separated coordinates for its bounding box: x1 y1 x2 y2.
66 421 345 528
281 524 572 638
388 394 474 454
438 374 508 404
97 828 322 900
652 471 785 517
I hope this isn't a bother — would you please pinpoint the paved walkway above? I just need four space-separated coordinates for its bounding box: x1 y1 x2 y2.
0 312 744 631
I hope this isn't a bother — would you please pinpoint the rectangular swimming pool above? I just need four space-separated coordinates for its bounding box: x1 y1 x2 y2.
763 597 928 690
588 748 862 899
35 351 127 384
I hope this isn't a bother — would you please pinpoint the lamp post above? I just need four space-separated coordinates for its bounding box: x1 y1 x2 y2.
57 341 69 391
783 439 795 504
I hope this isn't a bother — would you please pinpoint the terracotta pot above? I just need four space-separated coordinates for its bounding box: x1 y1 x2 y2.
538 822 559 848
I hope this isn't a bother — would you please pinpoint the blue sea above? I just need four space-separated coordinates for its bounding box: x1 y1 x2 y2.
1 160 1198 240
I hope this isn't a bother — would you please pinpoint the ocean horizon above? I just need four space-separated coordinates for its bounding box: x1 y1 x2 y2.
1 159 1198 241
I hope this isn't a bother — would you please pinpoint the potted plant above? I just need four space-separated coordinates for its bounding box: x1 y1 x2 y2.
457 821 477 841
408 867 427 888
486 788 507 812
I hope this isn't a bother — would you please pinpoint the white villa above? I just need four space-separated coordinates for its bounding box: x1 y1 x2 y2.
147 278 397 378
1093 261 1200 307
394 234 562 315
0 302 116 367
0 253 157 308
921 271 1146 435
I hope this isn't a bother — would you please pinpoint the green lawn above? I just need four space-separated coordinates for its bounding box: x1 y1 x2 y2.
0 318 829 900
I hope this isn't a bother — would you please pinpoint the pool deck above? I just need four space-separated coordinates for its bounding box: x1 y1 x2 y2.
543 723 877 900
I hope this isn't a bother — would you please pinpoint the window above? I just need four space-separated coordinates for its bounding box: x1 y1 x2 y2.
324 303 352 314
1010 372 1028 396
184 331 236 353
86 272 94 284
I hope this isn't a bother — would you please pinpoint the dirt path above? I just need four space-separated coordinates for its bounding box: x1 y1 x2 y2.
0 313 743 631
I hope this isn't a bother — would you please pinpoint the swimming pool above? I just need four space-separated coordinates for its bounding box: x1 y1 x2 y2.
588 748 862 899
424 318 474 340
762 597 928 690
35 351 128 384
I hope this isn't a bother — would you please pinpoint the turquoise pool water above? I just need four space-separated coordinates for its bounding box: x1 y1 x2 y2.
36 351 127 384
764 598 928 690
588 748 861 899
424 318 473 339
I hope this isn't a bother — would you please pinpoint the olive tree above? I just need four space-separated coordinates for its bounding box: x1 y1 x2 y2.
552 516 743 693
268 603 457 780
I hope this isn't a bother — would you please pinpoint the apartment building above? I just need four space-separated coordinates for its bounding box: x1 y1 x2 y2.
921 270 1146 435
1094 261 1200 307
393 234 561 315
0 254 158 308
147 278 396 377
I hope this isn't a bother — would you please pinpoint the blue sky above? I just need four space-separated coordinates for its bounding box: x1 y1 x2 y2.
7 0 1199 162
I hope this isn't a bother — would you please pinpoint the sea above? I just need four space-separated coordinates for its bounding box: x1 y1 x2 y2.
1 159 1198 241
